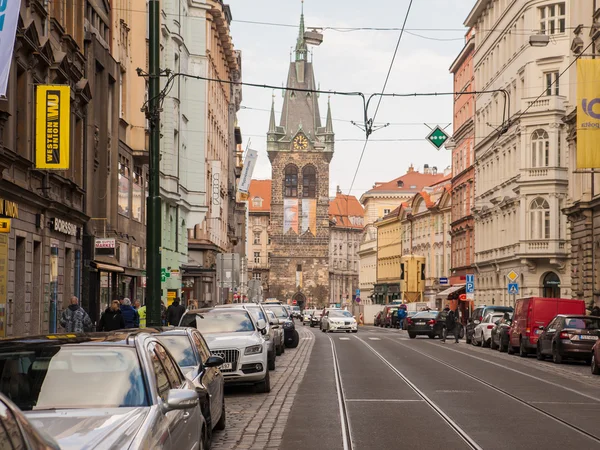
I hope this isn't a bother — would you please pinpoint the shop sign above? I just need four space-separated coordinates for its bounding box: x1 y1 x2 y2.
95 238 116 257
0 199 18 219
50 218 78 237
167 291 176 299
170 269 180 277
35 85 71 170
0 219 10 233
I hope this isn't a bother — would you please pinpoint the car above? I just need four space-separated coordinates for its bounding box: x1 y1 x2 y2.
490 312 513 351
374 311 384 327
471 312 505 347
536 315 600 364
152 327 226 449
377 306 399 328
321 310 358 333
302 309 316 325
262 303 300 348
466 305 514 344
310 311 323 327
508 297 586 357
180 308 271 393
0 392 60 450
592 339 600 375
266 310 285 355
290 306 302 319
216 303 278 370
405 311 442 339
0 331 209 450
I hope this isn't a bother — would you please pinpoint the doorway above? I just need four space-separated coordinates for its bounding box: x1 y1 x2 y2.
542 272 561 298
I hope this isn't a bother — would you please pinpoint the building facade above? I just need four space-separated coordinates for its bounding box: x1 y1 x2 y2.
375 206 403 304
267 12 333 309
328 190 364 307
248 180 272 295
449 28 476 287
467 0 572 306
357 224 377 305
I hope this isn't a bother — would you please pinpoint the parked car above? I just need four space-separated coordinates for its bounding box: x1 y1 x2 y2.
508 297 586 357
374 311 384 327
321 310 358 333
310 310 324 328
472 312 506 347
266 310 285 355
592 339 600 375
466 305 513 344
290 306 302 319
303 309 316 325
405 311 443 339
180 308 271 393
216 303 278 369
380 306 399 328
490 312 513 351
536 315 600 364
0 392 60 450
262 303 300 348
153 327 226 448
0 331 209 450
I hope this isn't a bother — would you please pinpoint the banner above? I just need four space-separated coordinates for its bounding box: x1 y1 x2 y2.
283 198 298 234
210 160 221 218
237 149 258 201
577 60 600 168
301 198 317 235
35 85 71 169
0 0 20 97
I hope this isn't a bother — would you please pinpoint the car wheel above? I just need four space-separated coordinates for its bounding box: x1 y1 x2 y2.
483 337 490 348
519 339 529 358
471 334 478 347
281 343 285 354
465 335 472 345
498 338 505 352
321 327 326 333
346 330 351 333
552 345 563 364
276 344 283 356
408 333 416 339
255 370 271 393
592 354 600 375
268 353 276 371
490 336 498 350
428 334 435 339
536 343 545 360
214 396 226 431
507 341 515 354
352 330 358 333
286 330 300 348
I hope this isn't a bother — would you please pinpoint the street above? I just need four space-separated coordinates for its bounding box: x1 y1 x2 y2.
214 326 600 450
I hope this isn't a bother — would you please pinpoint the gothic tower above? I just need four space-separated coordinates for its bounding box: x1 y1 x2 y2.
267 8 334 308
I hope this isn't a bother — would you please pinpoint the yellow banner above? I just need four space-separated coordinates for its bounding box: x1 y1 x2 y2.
577 60 600 169
35 85 70 170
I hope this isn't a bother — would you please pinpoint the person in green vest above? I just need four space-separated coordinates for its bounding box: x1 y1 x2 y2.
135 299 147 328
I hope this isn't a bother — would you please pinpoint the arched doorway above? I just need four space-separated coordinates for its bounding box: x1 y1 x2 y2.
542 272 561 298
292 291 306 310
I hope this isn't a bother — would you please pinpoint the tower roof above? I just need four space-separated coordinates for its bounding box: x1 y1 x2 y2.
295 1 307 61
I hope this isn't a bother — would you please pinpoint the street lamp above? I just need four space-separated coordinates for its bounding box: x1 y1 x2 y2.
529 33 550 47
304 29 324 46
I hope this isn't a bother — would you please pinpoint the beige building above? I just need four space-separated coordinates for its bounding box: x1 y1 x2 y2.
375 205 404 303
358 225 378 304
248 180 272 293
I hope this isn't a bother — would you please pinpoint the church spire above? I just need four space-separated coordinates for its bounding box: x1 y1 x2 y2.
269 92 277 133
326 96 333 134
295 1 307 61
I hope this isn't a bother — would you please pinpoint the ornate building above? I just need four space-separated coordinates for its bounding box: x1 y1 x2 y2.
266 11 333 309
248 180 272 294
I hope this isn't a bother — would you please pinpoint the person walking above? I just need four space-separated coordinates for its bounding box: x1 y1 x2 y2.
442 306 459 343
120 298 140 328
397 306 407 330
97 300 125 331
60 297 93 332
167 298 186 326
591 305 600 317
136 300 147 328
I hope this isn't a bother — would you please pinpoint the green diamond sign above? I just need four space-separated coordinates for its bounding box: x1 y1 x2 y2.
426 126 449 150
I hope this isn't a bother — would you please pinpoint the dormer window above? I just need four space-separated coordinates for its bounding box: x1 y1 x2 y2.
252 197 263 208
397 180 404 187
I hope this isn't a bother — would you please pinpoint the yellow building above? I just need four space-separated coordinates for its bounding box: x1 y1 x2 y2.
374 205 405 304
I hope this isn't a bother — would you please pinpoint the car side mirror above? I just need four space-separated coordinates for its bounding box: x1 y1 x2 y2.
162 389 198 413
474 320 480 325
269 321 275 326
260 328 267 335
256 318 266 330
495 320 500 325
538 326 545 331
205 355 224 368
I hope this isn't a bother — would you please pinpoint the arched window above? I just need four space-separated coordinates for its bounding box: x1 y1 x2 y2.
302 166 316 198
529 197 550 239
531 129 549 168
284 165 298 197
542 272 561 298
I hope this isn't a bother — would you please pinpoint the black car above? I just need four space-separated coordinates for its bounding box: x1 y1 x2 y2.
262 304 300 348
405 311 444 339
490 313 512 351
466 306 514 344
309 311 324 328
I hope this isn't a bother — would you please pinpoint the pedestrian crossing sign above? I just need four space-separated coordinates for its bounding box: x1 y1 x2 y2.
508 283 519 295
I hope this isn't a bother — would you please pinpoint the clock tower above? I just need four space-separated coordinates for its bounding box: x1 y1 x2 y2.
266 7 334 308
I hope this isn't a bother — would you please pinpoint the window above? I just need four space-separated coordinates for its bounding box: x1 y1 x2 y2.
155 344 184 387
192 331 211 363
252 197 263 208
254 252 261 263
539 3 565 35
383 209 391 215
253 232 261 245
545 71 559 96
149 344 170 402
252 273 261 280
118 157 130 216
132 168 142 222
530 197 550 239
531 129 549 168
302 166 316 198
284 165 298 197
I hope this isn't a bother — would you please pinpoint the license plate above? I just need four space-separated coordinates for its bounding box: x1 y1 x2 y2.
580 335 598 341
221 362 232 370
416 321 425 325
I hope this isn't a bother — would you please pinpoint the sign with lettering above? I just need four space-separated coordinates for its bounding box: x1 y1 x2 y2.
210 160 221 218
0 199 18 218
95 238 116 256
50 218 78 237
35 85 71 170
0 219 10 233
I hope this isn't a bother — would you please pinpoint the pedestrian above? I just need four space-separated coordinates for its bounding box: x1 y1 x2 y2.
120 298 140 328
136 300 147 328
591 305 600 317
160 301 167 325
441 306 459 343
117 295 125 305
60 296 93 333
97 300 125 331
397 306 407 330
167 297 186 326
187 300 198 311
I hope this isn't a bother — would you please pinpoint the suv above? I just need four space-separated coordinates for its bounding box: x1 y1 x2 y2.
262 303 300 348
466 305 513 344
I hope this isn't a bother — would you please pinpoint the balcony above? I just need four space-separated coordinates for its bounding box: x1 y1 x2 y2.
517 239 568 257
521 167 568 183
520 95 566 115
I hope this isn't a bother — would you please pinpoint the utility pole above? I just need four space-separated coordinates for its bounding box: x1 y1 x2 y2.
146 0 162 326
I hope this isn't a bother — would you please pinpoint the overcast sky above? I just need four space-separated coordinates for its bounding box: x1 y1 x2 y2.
228 0 474 199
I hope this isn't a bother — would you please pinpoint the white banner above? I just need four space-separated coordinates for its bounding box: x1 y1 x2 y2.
0 0 20 97
210 160 221 218
237 149 258 199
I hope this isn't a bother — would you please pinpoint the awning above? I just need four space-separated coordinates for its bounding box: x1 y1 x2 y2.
436 284 465 298
91 261 125 273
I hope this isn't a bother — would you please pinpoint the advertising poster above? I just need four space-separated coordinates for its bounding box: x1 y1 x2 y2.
577 60 600 168
284 198 298 234
35 85 71 170
237 149 258 200
301 198 317 235
0 0 20 96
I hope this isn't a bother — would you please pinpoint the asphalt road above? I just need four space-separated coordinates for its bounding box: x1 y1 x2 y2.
280 325 600 450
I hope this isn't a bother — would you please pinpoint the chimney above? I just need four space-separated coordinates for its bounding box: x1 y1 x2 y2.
432 166 438 175
424 164 430 174
407 164 414 174
336 185 342 194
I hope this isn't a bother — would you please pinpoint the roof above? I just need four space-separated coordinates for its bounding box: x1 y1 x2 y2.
361 168 445 202
249 179 272 213
328 192 364 228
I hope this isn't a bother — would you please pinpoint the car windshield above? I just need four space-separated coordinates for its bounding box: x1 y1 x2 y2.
329 310 353 318
413 312 438 319
156 335 196 368
0 347 147 411
264 305 289 319
563 317 600 330
246 307 267 322
181 310 256 333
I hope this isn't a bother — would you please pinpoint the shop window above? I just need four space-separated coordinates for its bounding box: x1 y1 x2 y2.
118 157 130 216
65 248 73 307
132 168 143 222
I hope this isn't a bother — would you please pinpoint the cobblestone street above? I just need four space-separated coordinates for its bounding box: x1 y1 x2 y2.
212 327 315 450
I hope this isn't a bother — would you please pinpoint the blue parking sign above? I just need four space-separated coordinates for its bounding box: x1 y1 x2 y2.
466 274 475 293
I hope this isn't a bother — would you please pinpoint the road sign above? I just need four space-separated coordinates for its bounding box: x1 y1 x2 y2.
507 270 519 283
426 126 449 150
466 274 475 294
439 277 449 285
355 289 360 296
355 297 361 303
508 283 519 295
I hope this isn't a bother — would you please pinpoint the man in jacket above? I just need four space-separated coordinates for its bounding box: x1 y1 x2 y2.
120 298 140 328
167 298 186 326
60 296 93 332
135 300 147 328
397 306 407 330
98 300 125 331
442 306 459 343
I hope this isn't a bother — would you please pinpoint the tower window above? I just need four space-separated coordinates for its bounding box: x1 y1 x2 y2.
284 165 298 197
302 165 316 198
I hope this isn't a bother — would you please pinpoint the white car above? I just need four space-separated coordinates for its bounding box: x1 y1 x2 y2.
303 309 315 325
321 309 358 333
472 312 505 347
180 307 271 393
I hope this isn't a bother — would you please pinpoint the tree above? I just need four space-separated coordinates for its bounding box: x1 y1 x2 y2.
309 284 328 307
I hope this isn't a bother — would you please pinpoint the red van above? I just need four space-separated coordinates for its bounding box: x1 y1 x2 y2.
508 297 586 357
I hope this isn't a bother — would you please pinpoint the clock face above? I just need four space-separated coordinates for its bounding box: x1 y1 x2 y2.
293 134 308 150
